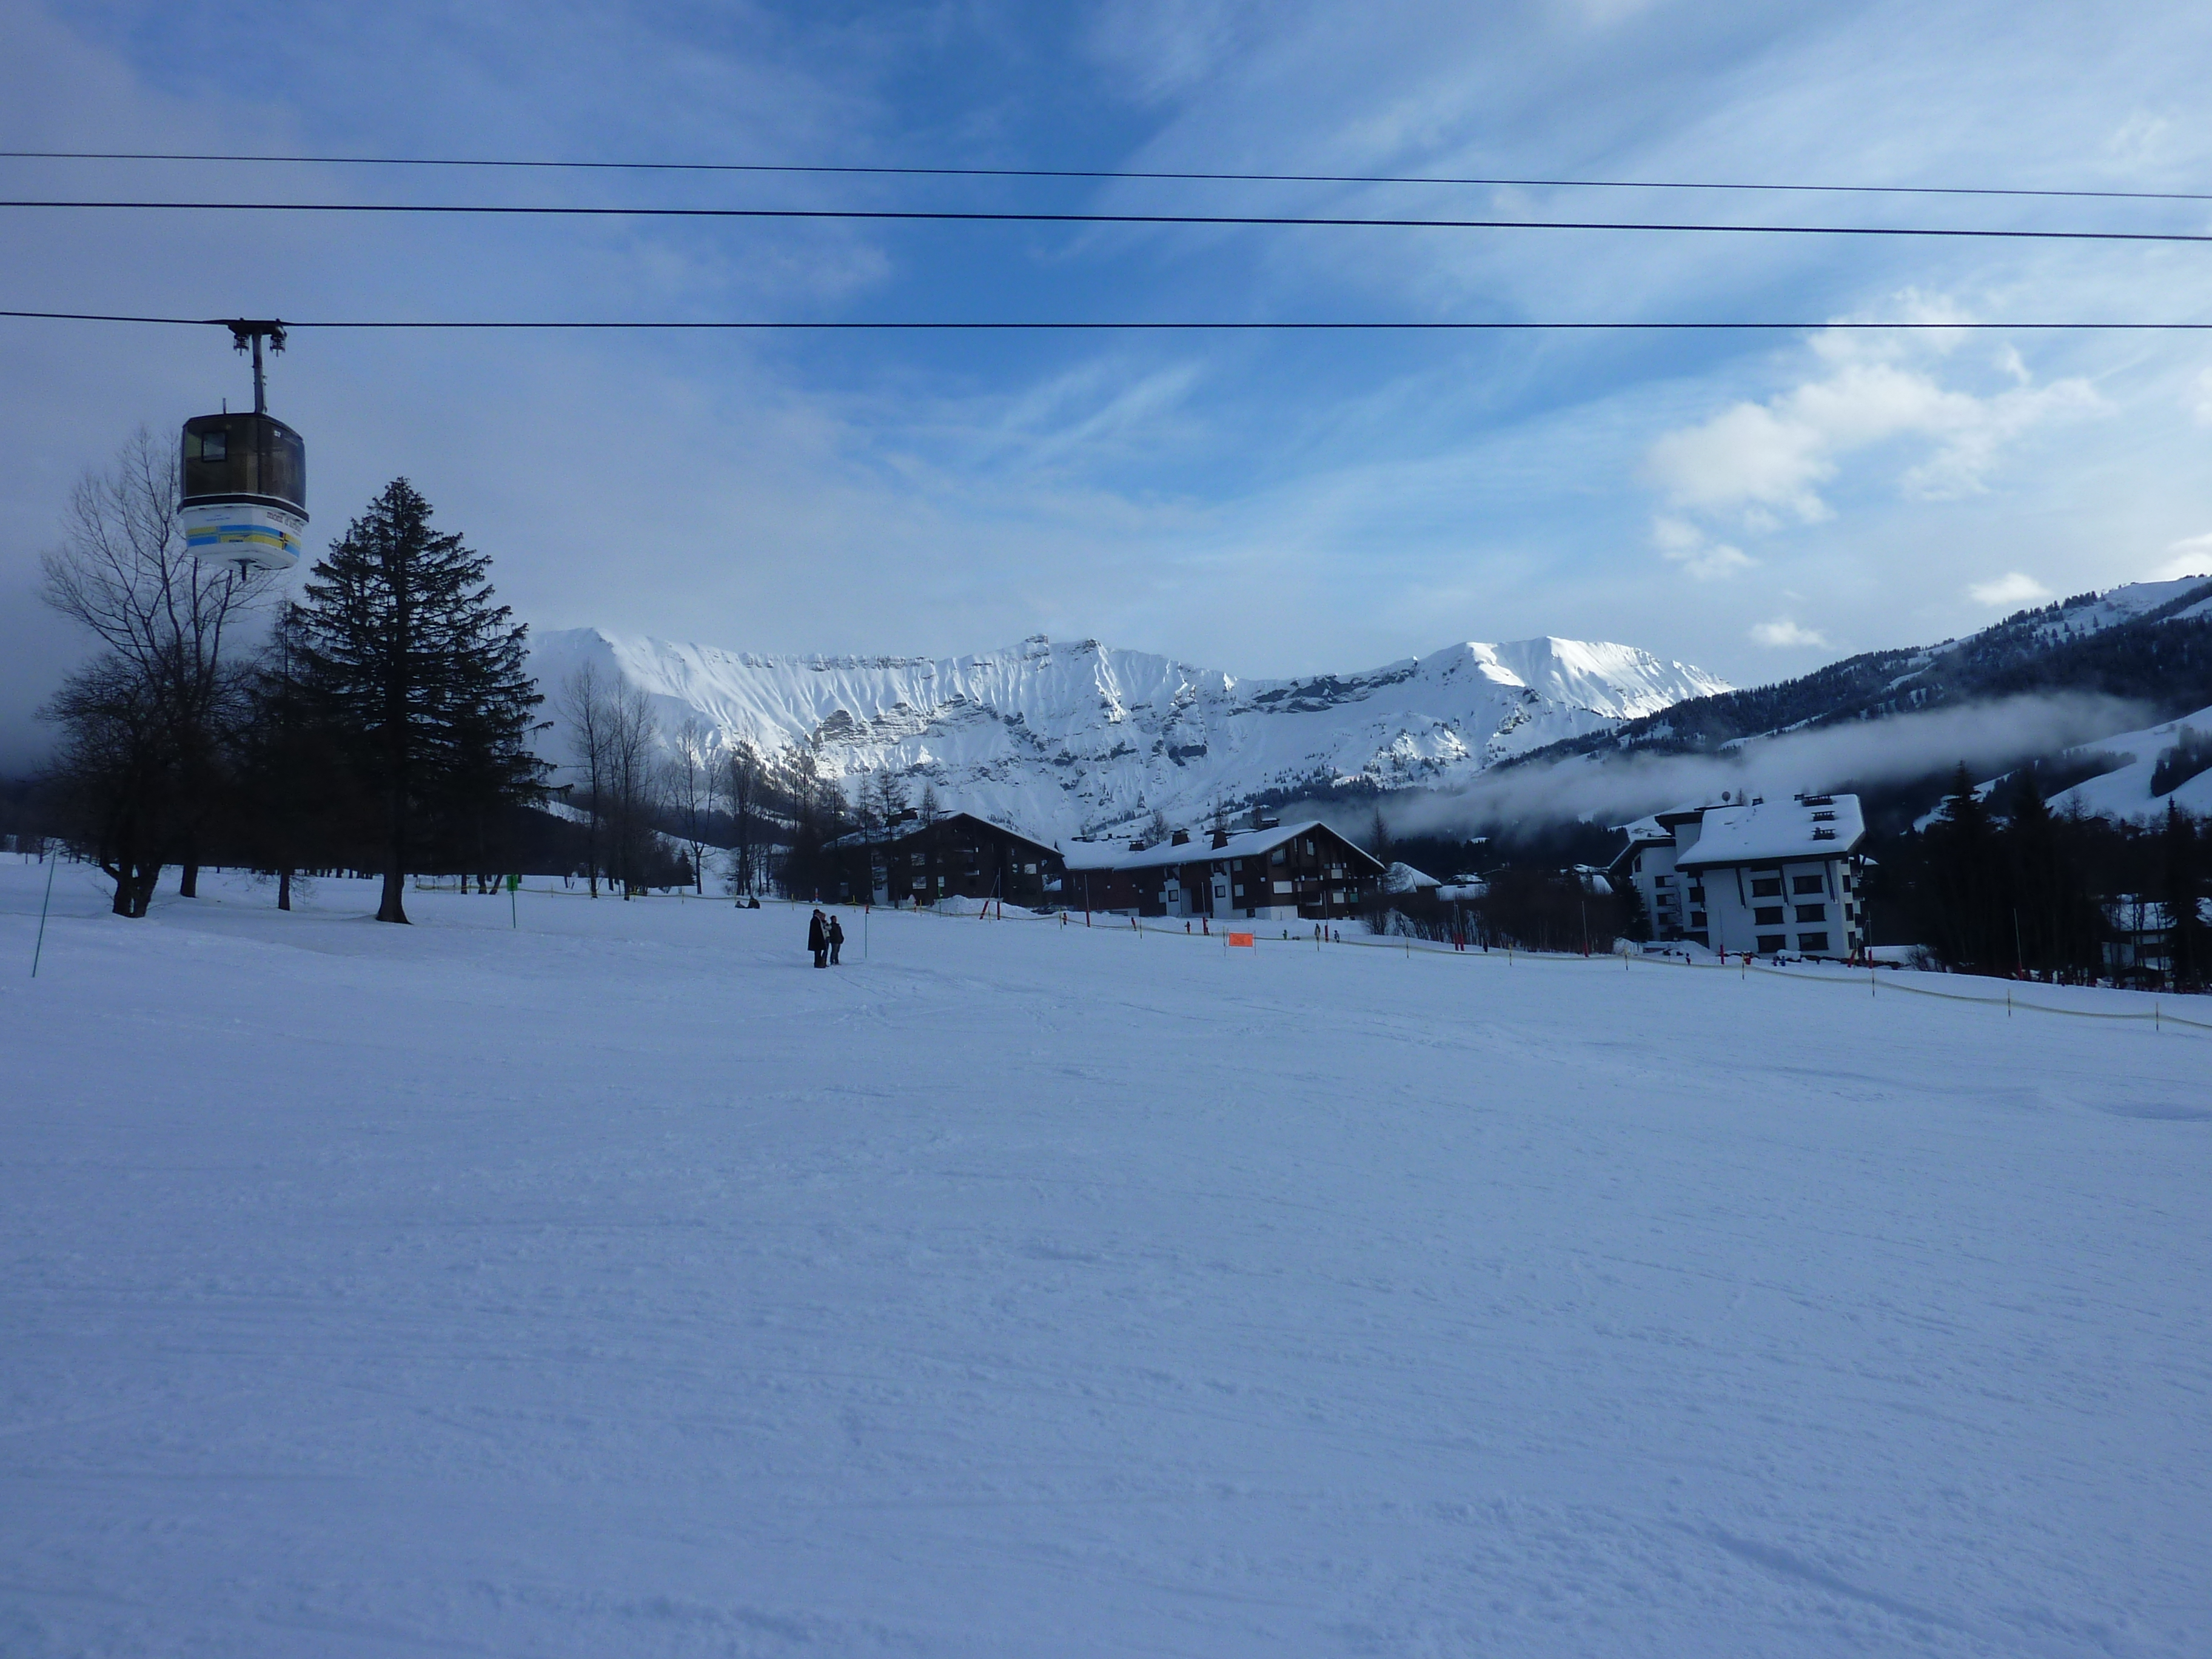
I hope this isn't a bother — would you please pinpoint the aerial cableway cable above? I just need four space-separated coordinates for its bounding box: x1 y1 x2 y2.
2 149 2208 206
5 311 2210 332
4 199 2212 244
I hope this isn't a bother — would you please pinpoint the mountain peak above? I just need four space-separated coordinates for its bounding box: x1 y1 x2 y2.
529 627 1728 842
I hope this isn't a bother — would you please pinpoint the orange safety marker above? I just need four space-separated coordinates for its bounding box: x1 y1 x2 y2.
1227 931 1256 948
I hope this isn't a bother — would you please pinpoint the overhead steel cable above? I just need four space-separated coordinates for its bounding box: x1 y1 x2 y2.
5 310 2210 331
1 149 2207 206
4 199 2212 243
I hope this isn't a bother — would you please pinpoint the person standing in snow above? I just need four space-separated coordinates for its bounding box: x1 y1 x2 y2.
808 908 828 968
827 914 845 965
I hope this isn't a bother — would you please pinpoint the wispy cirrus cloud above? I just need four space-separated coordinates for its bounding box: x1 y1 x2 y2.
1652 515 1755 580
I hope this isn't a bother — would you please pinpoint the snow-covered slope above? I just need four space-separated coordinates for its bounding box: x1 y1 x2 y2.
2013 576 2212 643
2045 702 2212 822
529 629 1728 841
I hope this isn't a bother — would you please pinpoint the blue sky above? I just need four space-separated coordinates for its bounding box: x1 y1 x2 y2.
4 0 2211 765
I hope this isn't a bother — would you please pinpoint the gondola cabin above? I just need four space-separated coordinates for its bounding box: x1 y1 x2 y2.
179 412 308 572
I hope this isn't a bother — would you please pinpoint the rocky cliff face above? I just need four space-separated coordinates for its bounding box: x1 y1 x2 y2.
529 628 1730 843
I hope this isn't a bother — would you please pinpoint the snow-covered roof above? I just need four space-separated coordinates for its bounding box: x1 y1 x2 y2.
1382 862 1440 894
1676 794 1866 869
1061 819 1384 874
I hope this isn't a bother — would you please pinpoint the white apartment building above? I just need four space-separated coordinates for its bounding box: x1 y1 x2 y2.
1617 793 1869 959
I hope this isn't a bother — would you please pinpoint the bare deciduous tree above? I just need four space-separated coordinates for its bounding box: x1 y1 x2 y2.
557 663 612 897
602 680 663 897
39 428 272 912
725 740 766 900
668 717 717 894
868 766 910 827
557 663 666 897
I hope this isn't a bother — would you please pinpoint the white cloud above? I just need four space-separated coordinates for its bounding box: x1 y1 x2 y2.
2192 368 2212 427
2147 533 2212 583
1749 617 1828 649
1652 515 1755 580
1644 319 2105 527
1967 572 2052 608
2106 110 2174 166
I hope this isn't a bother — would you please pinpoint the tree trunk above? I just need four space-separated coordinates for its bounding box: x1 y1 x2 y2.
378 783 410 923
179 860 199 898
277 867 292 911
379 856 409 923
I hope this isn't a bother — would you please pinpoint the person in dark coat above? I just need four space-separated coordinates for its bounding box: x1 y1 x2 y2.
808 908 828 968
826 914 845 965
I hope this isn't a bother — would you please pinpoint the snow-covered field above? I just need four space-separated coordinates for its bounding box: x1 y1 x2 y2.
3 859 2208 1657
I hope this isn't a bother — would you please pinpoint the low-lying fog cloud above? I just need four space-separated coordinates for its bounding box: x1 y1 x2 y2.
1326 693 2151 842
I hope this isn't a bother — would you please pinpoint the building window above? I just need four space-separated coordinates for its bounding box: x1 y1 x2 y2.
1022 862 1037 875
1754 906 1785 925
1751 877 1783 898
1795 904 1825 923
1689 911 1706 927
1655 874 1672 886
1272 880 1292 895
1757 933 1787 952
1797 933 1830 953
911 853 926 866
1793 873 1825 895
1271 849 1286 865
1688 886 1704 902
1233 884 1245 898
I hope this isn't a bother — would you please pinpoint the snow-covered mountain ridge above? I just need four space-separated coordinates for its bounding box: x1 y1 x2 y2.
529 629 1730 843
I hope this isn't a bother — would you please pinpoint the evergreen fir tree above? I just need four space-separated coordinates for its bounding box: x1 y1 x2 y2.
2159 800 2206 990
1923 764 2005 970
232 603 358 911
293 480 544 923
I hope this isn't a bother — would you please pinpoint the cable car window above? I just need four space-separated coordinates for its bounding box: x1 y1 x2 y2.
195 429 227 462
261 424 306 509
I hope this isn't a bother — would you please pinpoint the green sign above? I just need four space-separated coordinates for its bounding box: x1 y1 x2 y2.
506 873 521 892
